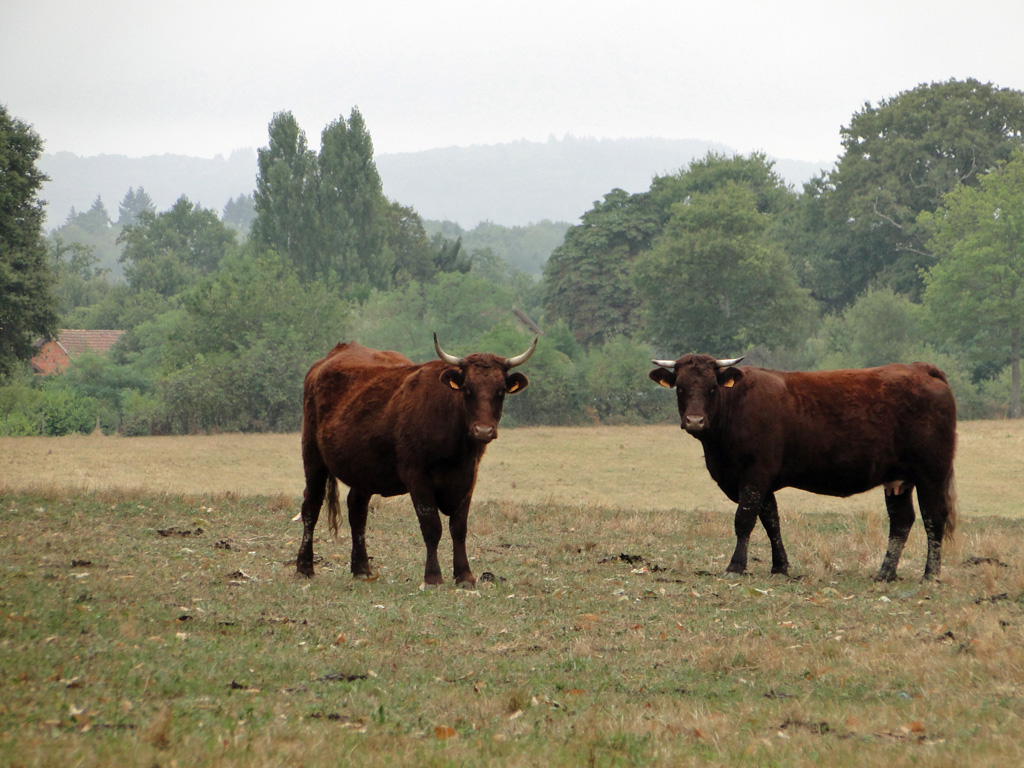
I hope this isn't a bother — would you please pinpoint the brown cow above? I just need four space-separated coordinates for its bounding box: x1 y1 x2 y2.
650 355 958 581
296 334 537 586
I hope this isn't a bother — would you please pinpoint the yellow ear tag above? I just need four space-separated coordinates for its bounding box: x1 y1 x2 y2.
657 378 673 388
508 381 520 393
722 378 736 388
448 378 461 390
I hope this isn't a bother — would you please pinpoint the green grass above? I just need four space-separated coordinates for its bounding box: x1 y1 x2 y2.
3 488 1024 766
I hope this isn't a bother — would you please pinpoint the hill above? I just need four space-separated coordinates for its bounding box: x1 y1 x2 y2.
376 137 827 226
38 137 830 231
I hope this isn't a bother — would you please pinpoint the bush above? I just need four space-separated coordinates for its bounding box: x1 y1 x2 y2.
0 377 97 436
583 335 674 424
120 390 162 436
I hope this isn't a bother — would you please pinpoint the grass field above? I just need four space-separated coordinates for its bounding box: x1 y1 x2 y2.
3 419 1023 516
2 422 1024 766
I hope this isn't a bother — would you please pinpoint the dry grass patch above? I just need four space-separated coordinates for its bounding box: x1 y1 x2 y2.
2 420 1021 519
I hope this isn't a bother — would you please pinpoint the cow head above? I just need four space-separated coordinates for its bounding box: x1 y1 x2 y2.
650 354 745 436
434 333 536 443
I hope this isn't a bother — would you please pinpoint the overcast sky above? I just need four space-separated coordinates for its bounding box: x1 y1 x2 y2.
3 0 1023 165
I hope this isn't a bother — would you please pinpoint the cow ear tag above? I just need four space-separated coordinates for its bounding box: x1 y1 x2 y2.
656 378 672 388
440 369 464 390
507 381 520 393
722 377 736 388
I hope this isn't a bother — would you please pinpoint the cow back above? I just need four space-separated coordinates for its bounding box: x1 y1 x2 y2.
302 343 490 499
704 362 956 499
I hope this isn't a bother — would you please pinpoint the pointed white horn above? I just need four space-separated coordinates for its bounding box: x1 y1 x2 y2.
715 356 745 368
433 333 463 366
651 359 677 368
506 336 539 368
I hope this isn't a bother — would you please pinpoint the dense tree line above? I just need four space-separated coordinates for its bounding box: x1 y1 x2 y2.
2 79 1024 436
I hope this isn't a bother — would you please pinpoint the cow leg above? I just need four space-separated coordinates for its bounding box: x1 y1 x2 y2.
297 465 328 577
726 486 763 574
347 490 373 578
917 482 952 581
875 486 916 582
758 492 790 576
448 497 476 588
412 499 445 586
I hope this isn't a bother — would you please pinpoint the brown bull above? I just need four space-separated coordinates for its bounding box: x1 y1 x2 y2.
296 334 537 586
650 355 958 581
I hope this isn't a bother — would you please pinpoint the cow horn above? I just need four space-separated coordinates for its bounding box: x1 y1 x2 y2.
506 336 539 368
716 356 745 368
433 333 464 366
651 358 676 368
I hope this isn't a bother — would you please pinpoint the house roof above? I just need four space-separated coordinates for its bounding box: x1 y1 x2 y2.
30 329 126 375
55 329 125 356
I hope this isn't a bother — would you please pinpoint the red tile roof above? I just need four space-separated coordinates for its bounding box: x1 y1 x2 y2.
56 329 125 356
31 329 125 375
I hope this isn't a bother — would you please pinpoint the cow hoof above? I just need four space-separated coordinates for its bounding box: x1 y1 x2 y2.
419 581 441 591
456 579 477 590
296 569 314 579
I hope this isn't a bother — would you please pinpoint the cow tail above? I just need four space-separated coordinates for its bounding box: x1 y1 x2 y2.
943 467 958 541
327 475 341 538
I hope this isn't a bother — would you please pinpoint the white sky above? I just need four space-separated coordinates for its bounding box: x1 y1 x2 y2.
3 0 1023 164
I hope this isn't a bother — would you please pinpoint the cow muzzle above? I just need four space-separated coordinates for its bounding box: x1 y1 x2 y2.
471 423 497 443
683 415 706 434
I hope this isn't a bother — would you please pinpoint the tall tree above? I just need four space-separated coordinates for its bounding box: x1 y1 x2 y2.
0 105 57 379
252 111 319 279
818 79 1024 302
253 108 392 292
318 108 390 289
923 150 1024 417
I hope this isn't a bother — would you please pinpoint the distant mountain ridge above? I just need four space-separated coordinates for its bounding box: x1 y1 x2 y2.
38 137 830 230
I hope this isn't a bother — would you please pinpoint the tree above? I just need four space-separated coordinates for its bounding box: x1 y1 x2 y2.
49 236 112 320
544 188 660 347
812 287 924 370
50 195 123 276
0 105 57 379
253 108 393 292
384 201 436 284
156 248 351 432
818 79 1024 302
222 193 255 236
119 196 237 298
318 108 390 289
252 111 319 279
634 181 814 356
923 150 1024 417
545 152 797 349
76 196 113 234
117 187 155 227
